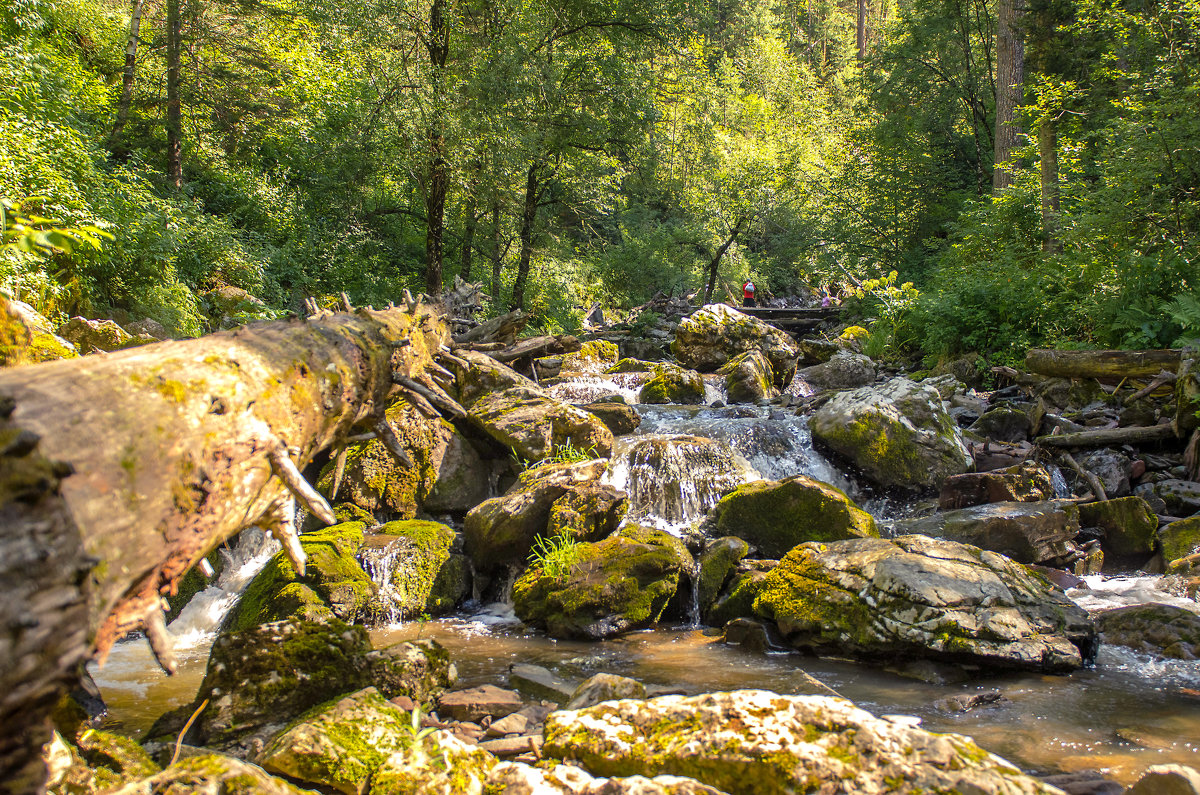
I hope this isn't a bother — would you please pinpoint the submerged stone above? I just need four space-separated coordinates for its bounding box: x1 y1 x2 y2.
752 535 1096 672
542 689 1064 794
711 475 878 559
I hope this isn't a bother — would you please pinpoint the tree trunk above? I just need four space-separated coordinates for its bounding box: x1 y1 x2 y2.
0 307 448 794
1035 424 1177 448
993 0 1024 192
702 218 746 304
490 197 502 300
424 0 450 296
459 162 480 282
108 0 143 161
1025 348 1182 379
511 162 540 311
1039 116 1061 252
856 0 867 60
166 0 183 190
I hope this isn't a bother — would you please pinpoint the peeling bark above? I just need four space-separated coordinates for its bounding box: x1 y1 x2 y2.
0 307 447 794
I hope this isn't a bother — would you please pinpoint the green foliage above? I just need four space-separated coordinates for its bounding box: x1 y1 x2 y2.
1 197 111 256
527 533 583 584
513 443 598 472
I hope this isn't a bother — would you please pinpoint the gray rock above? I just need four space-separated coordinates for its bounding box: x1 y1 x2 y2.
1077 449 1133 498
1151 480 1200 515
672 304 799 386
509 663 577 704
439 684 524 722
1096 603 1200 659
567 673 647 710
890 500 1079 565
1124 764 1200 795
970 406 1033 443
797 351 876 391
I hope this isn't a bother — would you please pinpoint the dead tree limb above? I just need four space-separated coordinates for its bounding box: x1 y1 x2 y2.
0 307 447 793
1025 348 1182 380
1034 424 1177 448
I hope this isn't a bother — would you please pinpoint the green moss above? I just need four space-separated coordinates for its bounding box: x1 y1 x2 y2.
1161 516 1200 565
752 546 874 649
372 519 456 620
638 364 705 404
1079 496 1159 558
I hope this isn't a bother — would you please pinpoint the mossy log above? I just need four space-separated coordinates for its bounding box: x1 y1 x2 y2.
0 306 448 794
1034 423 1178 448
1024 348 1182 379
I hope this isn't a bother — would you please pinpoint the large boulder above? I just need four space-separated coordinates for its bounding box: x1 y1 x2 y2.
454 349 538 406
317 397 471 518
226 522 373 631
1096 603 1200 660
796 351 875 391
464 459 625 571
485 762 728 794
890 500 1079 565
695 537 750 615
752 535 1097 672
1161 516 1200 566
56 316 136 352
258 688 494 795
365 520 464 620
672 304 799 387
1145 479 1200 516
810 377 972 491
147 620 455 752
469 386 614 462
105 754 311 795
938 461 1056 510
1078 496 1159 561
0 297 76 366
542 690 1064 794
719 351 777 404
582 401 641 435
639 363 706 405
710 476 879 559
512 529 684 640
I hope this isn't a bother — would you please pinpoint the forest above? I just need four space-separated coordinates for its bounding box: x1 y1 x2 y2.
2 0 1196 368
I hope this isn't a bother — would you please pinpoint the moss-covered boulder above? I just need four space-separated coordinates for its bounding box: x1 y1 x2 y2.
1078 496 1159 561
696 537 750 615
57 316 137 352
258 687 494 795
752 535 1096 672
106 754 312 795
512 532 684 640
639 363 706 405
969 405 1033 443
0 297 77 366
796 338 840 366
672 304 799 386
582 400 642 435
485 762 727 794
454 349 538 406
1176 354 1200 436
366 520 464 620
606 357 655 374
705 564 773 626
711 476 878 559
464 459 623 571
45 728 161 792
891 500 1080 565
542 690 1064 795
810 377 972 491
1161 516 1200 566
719 350 777 404
555 340 619 376
165 548 225 619
147 620 455 752
1096 603 1200 660
226 522 373 632
469 385 614 462
317 397 468 519
938 461 1056 510
1148 479 1200 516
797 351 875 391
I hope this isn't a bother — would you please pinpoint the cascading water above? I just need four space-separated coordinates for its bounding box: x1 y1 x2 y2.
547 372 648 404
358 536 415 624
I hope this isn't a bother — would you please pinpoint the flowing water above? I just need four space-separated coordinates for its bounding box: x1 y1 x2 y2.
87 382 1200 784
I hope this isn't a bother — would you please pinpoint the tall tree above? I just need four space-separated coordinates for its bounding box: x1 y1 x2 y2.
424 0 451 295
108 0 144 161
166 0 183 190
993 0 1024 191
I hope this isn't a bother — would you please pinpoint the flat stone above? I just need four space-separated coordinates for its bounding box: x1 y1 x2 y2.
891 500 1079 565
438 685 524 723
566 673 647 710
509 663 577 704
486 712 531 737
477 735 541 757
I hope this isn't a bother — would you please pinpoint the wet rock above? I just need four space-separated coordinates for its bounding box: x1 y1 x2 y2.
439 685 524 722
797 351 876 391
509 663 577 704
1161 517 1200 567
1124 764 1200 795
548 483 629 541
752 535 1097 672
711 475 879 559
721 618 782 653
486 762 729 794
970 406 1033 443
57 316 136 352
1039 770 1124 795
672 304 799 387
1150 480 1200 515
567 674 647 710
106 754 310 795
542 689 1064 794
796 338 839 365
423 430 494 513
0 297 77 366
696 537 750 614
226 521 374 631
606 357 655 374
365 520 459 620
512 529 684 640
639 363 706 404
465 459 622 571
1078 497 1159 561
939 461 1057 510
617 435 745 526
890 500 1079 565
146 620 455 751
583 401 641 435
470 385 615 463
810 377 972 491
1076 449 1133 498
719 350 778 404
932 691 1009 713
705 564 773 626
1095 603 1200 659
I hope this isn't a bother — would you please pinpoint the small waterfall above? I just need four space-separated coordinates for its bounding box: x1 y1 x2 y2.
605 434 754 531
1049 465 1071 498
358 536 415 624
167 528 279 648
547 373 647 404
686 560 703 628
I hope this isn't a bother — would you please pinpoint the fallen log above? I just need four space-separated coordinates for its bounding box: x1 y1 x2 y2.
1025 348 1182 380
492 334 580 364
454 309 527 345
1034 423 1177 448
0 306 447 793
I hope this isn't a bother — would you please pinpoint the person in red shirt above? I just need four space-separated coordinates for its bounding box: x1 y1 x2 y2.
742 280 756 307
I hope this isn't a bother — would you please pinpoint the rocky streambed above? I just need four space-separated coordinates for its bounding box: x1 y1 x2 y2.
59 303 1200 794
